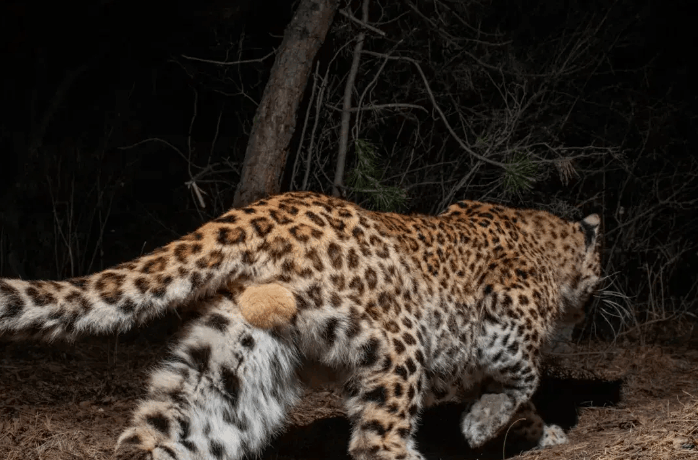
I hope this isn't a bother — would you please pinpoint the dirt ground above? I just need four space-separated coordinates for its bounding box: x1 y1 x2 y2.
1 325 697 460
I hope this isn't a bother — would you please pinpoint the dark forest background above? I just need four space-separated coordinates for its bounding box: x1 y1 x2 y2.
0 0 696 342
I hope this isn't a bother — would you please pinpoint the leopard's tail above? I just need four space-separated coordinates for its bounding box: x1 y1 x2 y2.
0 199 283 341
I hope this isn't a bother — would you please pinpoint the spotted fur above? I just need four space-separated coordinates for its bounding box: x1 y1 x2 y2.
0 191 602 459
114 294 303 460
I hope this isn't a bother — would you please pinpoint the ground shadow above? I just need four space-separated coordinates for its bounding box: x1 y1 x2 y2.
261 376 623 460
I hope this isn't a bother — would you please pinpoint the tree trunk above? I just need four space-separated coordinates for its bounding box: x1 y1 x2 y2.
232 0 338 208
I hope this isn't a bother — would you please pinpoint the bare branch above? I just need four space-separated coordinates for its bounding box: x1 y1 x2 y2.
362 50 509 170
339 8 386 36
326 103 427 113
180 50 276 66
118 138 189 163
333 0 371 197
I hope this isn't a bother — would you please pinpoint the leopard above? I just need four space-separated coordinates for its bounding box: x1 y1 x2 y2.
0 191 602 460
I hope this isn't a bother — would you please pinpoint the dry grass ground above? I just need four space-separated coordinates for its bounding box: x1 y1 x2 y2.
1 326 697 460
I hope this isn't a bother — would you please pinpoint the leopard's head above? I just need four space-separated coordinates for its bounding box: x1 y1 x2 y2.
560 213 603 315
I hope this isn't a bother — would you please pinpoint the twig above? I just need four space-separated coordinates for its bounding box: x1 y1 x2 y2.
339 8 386 36
180 50 275 66
292 61 321 191
118 138 188 163
303 64 331 191
362 51 509 170
333 0 371 197
326 103 427 113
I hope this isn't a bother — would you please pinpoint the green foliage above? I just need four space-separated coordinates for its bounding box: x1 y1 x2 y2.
347 139 407 212
501 151 537 197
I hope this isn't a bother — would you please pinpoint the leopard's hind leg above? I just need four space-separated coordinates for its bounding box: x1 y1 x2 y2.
342 335 427 460
115 294 302 460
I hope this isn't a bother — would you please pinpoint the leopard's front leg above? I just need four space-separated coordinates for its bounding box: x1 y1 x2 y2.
461 319 541 448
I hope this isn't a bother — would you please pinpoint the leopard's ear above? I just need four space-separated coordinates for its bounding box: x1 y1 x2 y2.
579 214 600 250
